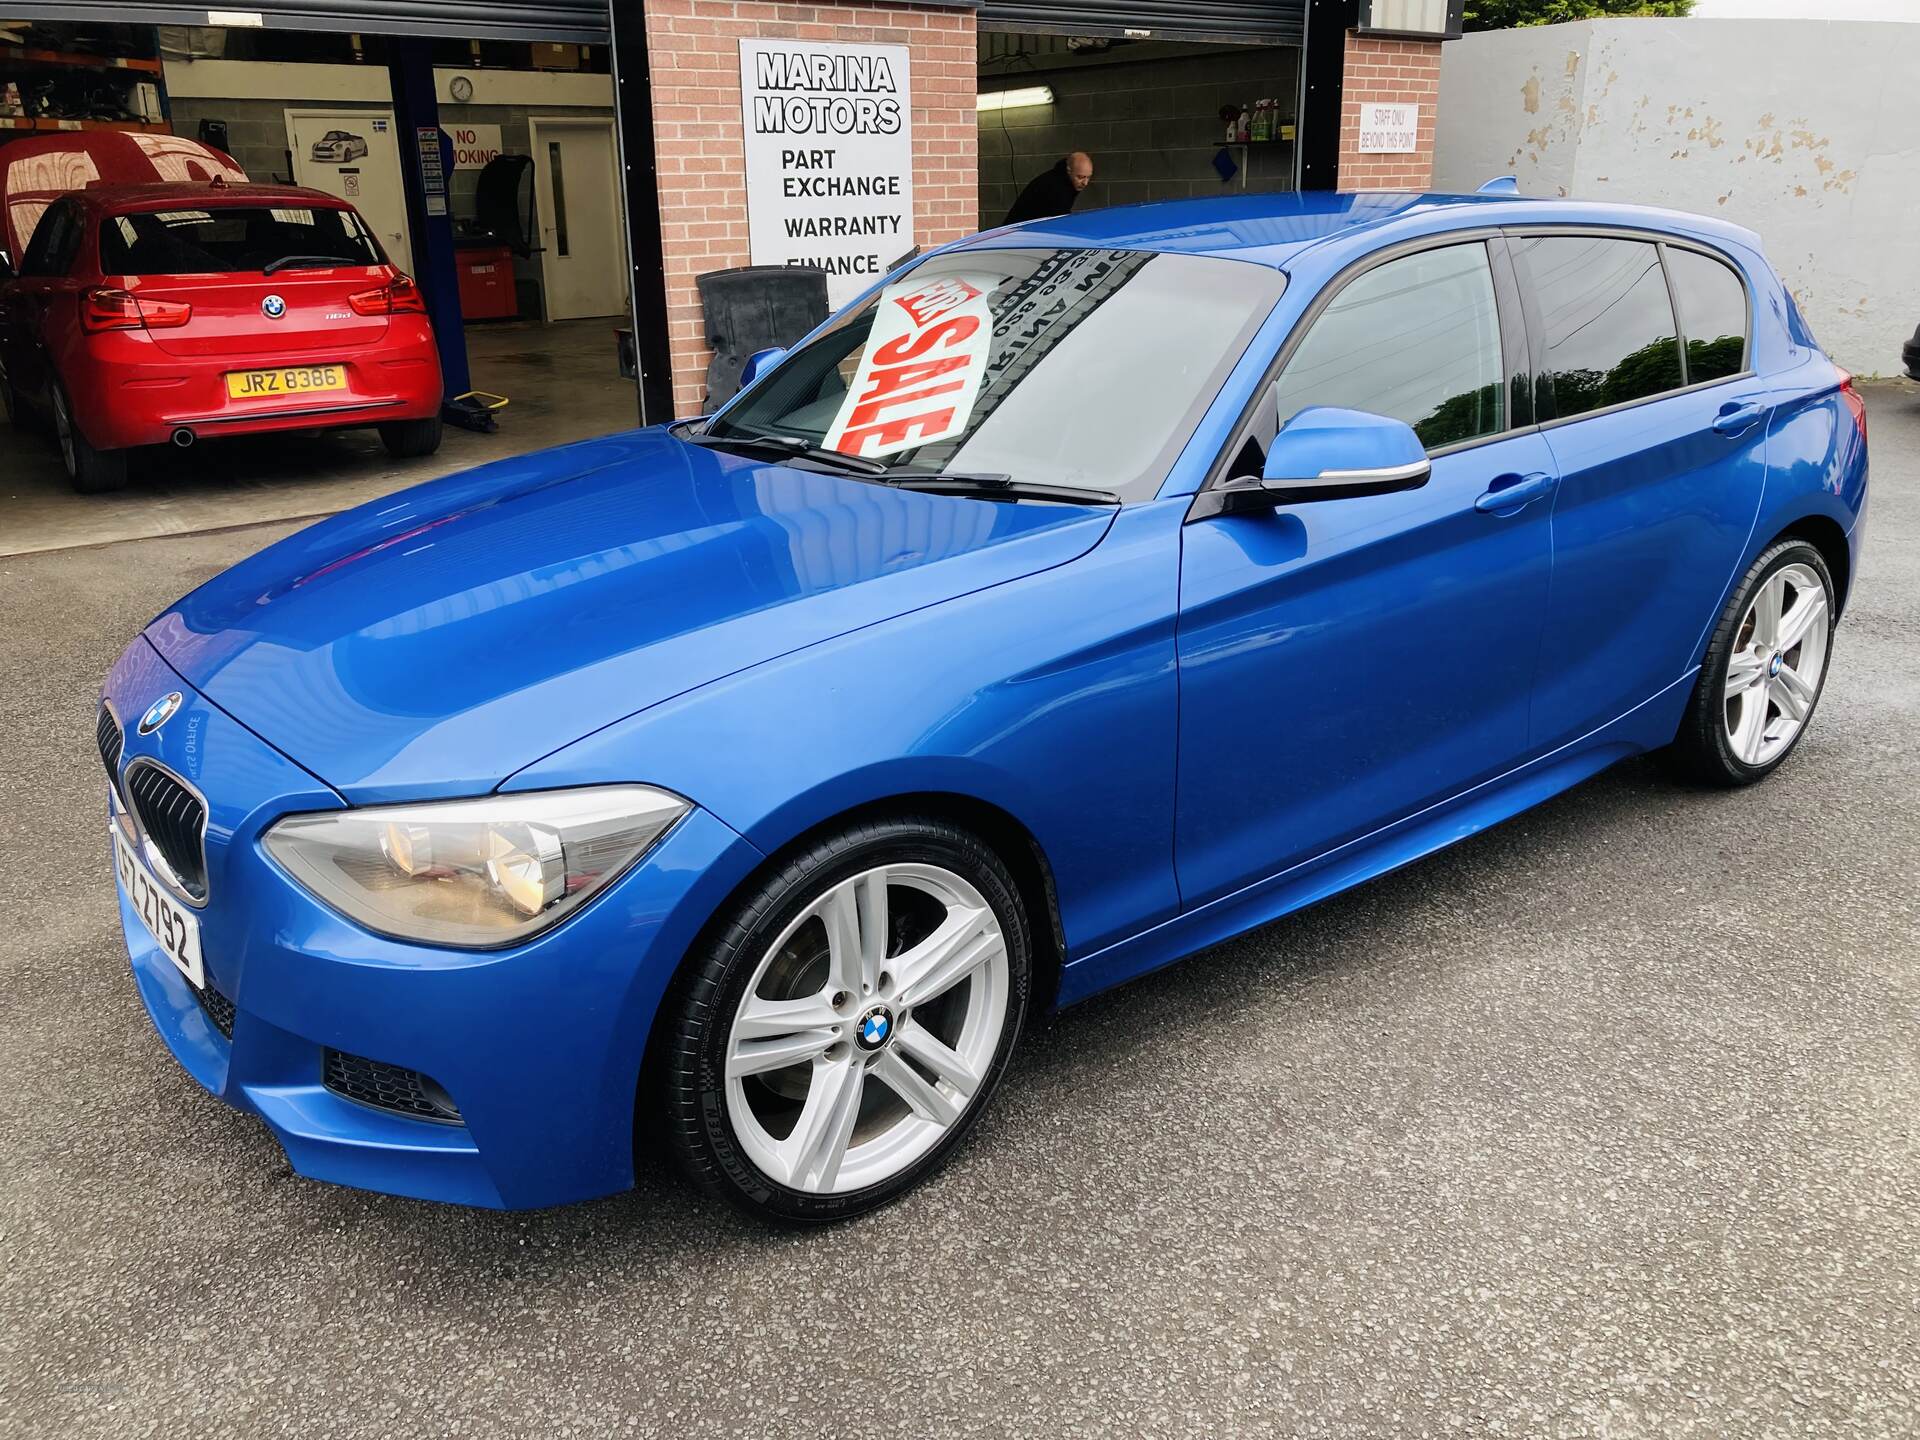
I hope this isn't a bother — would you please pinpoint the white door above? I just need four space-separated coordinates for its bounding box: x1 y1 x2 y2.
529 118 627 320
285 109 413 272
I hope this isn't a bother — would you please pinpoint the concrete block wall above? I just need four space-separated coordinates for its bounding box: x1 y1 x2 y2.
1432 18 1920 373
977 44 1298 227
641 0 979 417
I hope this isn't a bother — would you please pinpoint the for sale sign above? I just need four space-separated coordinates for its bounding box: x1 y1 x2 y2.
738 38 915 308
824 274 993 459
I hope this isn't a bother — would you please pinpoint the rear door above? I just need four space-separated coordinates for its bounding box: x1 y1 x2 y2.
1174 237 1559 907
0 197 84 402
1509 231 1768 750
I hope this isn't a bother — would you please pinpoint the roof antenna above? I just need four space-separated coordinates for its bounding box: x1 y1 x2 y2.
1477 176 1520 195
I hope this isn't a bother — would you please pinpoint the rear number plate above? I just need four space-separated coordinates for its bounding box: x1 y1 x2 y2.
226 364 345 399
112 821 204 989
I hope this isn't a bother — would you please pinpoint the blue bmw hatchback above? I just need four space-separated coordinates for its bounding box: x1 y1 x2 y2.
100 191 1867 1222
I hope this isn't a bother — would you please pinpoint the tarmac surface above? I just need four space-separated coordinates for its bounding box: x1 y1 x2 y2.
2 385 1916 1438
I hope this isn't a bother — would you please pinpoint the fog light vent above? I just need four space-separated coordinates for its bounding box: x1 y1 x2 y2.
322 1049 464 1125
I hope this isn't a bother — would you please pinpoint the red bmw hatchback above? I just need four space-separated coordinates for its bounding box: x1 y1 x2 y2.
0 181 443 492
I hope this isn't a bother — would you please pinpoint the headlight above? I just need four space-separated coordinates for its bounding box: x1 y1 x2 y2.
263 786 690 948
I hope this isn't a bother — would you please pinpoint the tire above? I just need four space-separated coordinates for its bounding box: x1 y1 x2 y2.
51 383 128 494
661 815 1032 1224
379 415 443 458
1668 538 1835 787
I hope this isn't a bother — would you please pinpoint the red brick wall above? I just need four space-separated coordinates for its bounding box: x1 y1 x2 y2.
1336 32 1441 192
641 0 978 416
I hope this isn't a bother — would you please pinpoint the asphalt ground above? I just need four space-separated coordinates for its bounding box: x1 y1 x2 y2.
2 385 1916 1438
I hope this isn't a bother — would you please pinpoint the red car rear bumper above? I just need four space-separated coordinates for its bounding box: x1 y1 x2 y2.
64 320 443 450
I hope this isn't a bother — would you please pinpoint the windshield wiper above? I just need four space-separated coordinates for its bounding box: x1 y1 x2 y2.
882 473 1121 506
682 430 890 476
262 254 353 275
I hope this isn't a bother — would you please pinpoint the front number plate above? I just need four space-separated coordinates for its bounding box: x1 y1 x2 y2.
226 364 345 399
112 822 205 989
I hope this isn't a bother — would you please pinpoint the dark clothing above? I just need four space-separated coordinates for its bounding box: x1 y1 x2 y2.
1004 160 1083 226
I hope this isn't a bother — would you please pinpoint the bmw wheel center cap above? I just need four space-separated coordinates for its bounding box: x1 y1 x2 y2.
262 294 287 319
855 1005 895 1052
138 691 183 734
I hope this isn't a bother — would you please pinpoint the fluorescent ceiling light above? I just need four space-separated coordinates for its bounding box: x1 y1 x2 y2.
978 86 1056 113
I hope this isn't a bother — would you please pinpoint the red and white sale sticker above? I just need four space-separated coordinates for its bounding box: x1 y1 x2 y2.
825 274 994 459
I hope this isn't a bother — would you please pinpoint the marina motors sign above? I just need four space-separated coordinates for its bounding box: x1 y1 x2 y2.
739 39 915 307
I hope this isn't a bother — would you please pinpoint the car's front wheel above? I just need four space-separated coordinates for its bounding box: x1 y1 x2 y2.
1669 538 1835 786
661 816 1031 1223
51 383 128 494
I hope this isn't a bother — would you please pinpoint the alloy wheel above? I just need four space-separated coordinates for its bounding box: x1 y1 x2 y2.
1723 562 1830 767
724 862 1009 1195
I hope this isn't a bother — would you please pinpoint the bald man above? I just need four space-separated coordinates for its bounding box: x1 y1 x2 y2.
1003 151 1094 226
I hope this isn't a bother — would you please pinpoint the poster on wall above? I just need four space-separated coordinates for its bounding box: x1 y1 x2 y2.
737 38 915 308
1357 103 1420 154
449 124 503 171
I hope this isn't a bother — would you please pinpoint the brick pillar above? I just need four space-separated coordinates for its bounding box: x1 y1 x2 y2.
1336 32 1441 191
640 0 979 417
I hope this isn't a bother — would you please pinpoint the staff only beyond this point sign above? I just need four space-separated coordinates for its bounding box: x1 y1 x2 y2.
738 38 915 308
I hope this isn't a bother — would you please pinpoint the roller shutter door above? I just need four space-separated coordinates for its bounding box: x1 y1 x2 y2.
4 0 611 43
979 0 1306 45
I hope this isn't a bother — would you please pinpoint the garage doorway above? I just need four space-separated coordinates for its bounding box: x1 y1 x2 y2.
977 29 1302 229
528 116 626 320
285 109 414 270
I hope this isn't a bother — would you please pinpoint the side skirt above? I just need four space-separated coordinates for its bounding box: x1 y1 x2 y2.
1057 671 1698 1009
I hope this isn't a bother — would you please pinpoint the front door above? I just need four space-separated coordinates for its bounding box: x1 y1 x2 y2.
1175 239 1557 907
529 118 627 320
286 110 412 271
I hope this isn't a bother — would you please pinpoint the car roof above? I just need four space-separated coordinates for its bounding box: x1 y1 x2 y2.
957 191 1764 270
69 182 354 214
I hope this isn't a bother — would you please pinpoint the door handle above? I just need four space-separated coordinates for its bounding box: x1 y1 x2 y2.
1712 401 1764 437
1475 470 1556 515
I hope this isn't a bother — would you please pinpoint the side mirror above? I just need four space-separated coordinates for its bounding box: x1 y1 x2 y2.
740 346 787 389
1192 406 1431 520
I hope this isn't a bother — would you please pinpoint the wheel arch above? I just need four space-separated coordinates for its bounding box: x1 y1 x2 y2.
1771 512 1851 616
633 788 1070 1154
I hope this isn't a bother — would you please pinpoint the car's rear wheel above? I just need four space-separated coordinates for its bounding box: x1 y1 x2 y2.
1669 538 1835 786
661 816 1030 1223
51 383 128 494
379 416 443 458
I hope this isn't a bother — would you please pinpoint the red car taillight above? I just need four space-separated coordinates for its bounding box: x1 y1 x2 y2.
81 288 192 333
1837 369 1867 443
348 275 428 317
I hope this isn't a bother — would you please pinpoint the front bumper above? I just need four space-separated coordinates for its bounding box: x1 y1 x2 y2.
104 637 764 1210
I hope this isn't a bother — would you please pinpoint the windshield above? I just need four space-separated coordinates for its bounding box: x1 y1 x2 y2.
100 206 384 275
706 248 1285 502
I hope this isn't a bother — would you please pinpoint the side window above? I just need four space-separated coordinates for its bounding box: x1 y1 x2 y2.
18 203 74 278
1515 235 1684 419
1269 243 1507 453
1665 246 1749 385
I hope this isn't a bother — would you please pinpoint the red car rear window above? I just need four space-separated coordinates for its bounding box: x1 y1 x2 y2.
99 206 383 276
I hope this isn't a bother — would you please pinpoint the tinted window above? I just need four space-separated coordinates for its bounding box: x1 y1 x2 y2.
708 249 1287 502
20 202 77 277
1270 243 1506 452
99 206 383 276
1517 236 1683 418
1666 246 1748 384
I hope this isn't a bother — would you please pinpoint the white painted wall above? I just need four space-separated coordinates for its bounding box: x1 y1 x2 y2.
1434 19 1920 374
